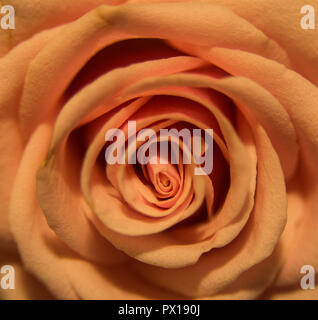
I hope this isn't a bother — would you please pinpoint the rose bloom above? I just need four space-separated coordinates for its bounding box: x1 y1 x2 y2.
0 0 318 300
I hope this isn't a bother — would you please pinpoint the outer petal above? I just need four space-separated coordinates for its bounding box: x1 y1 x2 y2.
203 47 318 288
0 26 61 251
0 0 127 56
210 0 318 85
9 123 182 299
19 0 290 137
133 0 318 84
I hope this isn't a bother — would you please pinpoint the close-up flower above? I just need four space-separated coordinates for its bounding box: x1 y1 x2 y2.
0 0 317 301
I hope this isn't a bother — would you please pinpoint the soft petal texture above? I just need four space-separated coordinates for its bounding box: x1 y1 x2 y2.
134 0 318 84
198 48 318 288
210 0 318 85
0 25 62 251
0 0 128 57
0 0 317 300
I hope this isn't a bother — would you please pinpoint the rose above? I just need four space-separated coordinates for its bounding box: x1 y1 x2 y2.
0 0 318 300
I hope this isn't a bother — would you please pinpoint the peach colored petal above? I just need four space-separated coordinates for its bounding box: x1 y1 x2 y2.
106 118 192 216
201 47 318 287
126 156 186 210
18 0 291 136
209 0 318 85
36 139 130 267
132 122 286 297
61 257 181 299
141 49 299 180
19 6 125 137
36 100 137 268
199 245 283 300
80 89 254 268
19 3 209 138
9 124 79 299
0 26 61 250
100 2 289 64
9 123 176 300
89 164 204 237
146 161 181 199
0 0 127 56
49 56 206 150
122 79 256 242
81 94 229 231
132 0 318 84
113 103 215 219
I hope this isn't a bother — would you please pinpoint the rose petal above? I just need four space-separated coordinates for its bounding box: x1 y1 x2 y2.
82 89 254 268
9 124 79 299
0 0 126 56
202 47 318 287
0 26 61 250
211 0 318 85
132 123 286 297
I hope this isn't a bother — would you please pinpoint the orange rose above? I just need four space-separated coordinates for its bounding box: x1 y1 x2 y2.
0 0 318 300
